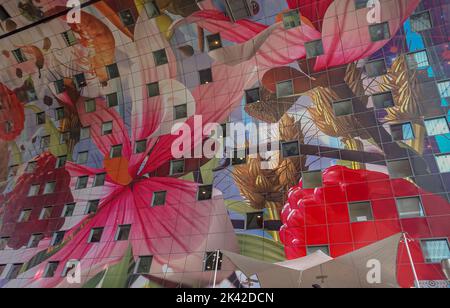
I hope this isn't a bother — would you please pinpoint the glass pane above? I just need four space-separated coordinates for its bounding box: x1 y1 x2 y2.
396 197 424 218
349 202 373 222
425 117 449 136
422 240 450 263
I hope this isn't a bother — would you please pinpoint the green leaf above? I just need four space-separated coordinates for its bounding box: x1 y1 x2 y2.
237 234 286 263
201 158 219 185
100 245 134 288
83 270 106 288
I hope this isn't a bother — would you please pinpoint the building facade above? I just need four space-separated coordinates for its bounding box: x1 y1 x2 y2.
0 0 449 288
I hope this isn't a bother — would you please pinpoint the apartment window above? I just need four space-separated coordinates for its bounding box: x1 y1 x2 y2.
305 39 324 59
74 73 87 89
60 131 70 145
349 201 373 222
85 99 96 113
372 91 395 109
41 135 50 149
207 33 223 51
174 104 188 120
115 225 131 241
0 5 11 21
51 231 66 246
133 140 147 154
437 80 450 98
396 197 425 219
6 264 23 280
55 107 65 121
153 49 168 66
276 80 294 98
56 155 67 169
282 141 300 158
36 112 46 125
18 209 32 223
28 184 40 197
369 22 391 42
147 82 160 97
25 162 35 174
245 88 261 104
93 173 106 187
88 227 104 243
421 239 450 263
0 237 10 251
354 0 370 9
54 79 65 94
197 185 213 201
86 200 100 215
425 117 450 136
39 206 53 220
62 203 76 217
62 30 77 46
406 50 429 70
170 159 185 175
119 9 135 26
302 171 323 189
199 68 213 85
77 151 89 164
390 122 415 141
44 262 60 278
436 154 450 173
365 59 387 77
224 0 252 22
135 256 153 274
106 63 120 80
246 212 264 230
152 191 167 207
102 121 113 135
8 165 18 178
110 145 123 158
232 149 247 165
80 126 91 140
143 0 160 19
12 49 27 63
387 159 414 179
283 9 300 29
27 233 44 248
76 176 89 190
410 11 433 32
307 245 330 256
43 181 56 195
106 93 119 108
204 251 223 271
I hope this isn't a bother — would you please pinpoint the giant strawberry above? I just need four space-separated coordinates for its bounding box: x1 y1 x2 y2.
280 166 450 288
0 83 25 141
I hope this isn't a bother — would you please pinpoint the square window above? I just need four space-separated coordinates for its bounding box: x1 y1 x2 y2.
147 82 160 97
41 135 50 149
28 184 40 197
365 59 387 77
369 22 391 42
302 171 323 189
0 5 11 21
93 173 106 187
6 264 23 280
27 233 44 248
152 191 167 207
143 0 160 19
246 212 264 230
110 145 123 158
305 40 324 59
333 99 354 116
39 206 53 220
106 93 119 108
115 225 131 241
199 68 213 85
88 228 104 243
36 112 46 125
153 49 168 66
372 91 395 109
55 79 65 94
437 80 450 99
197 185 213 201
276 80 293 98
80 126 91 140
245 88 261 104
396 197 425 219
60 131 70 144
51 231 66 246
174 104 188 120
405 50 430 70
135 140 147 154
0 237 10 251
207 33 223 51
8 165 18 178
56 155 67 169
44 181 56 195
135 256 153 274
62 30 77 46
55 107 65 120
74 73 87 89
19 209 32 222
62 203 76 217
119 9 135 26
86 200 100 215
102 121 113 135
349 201 373 222
44 262 60 278
170 159 185 175
76 176 89 190
85 99 96 113
387 159 413 179
282 141 300 158
232 148 247 165
225 0 251 22
390 122 415 141
354 0 370 9
203 251 223 272
283 9 300 29
106 63 120 80
12 49 27 63
410 11 433 32
421 239 450 263
307 245 330 256
425 117 450 136
77 151 89 164
436 154 450 173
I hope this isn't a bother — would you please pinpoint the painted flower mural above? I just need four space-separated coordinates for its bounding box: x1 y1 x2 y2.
0 83 25 141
